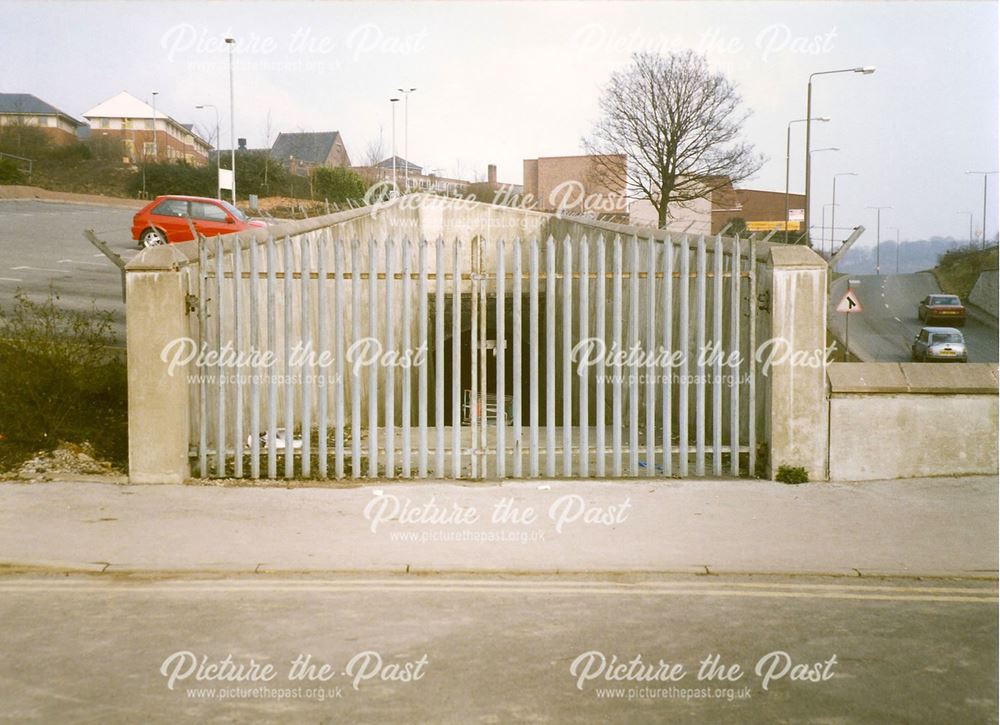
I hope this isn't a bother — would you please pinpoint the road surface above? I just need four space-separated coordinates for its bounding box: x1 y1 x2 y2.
0 572 995 723
829 273 999 363
0 200 139 340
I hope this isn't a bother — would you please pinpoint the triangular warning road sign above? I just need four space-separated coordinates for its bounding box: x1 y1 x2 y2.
836 289 862 313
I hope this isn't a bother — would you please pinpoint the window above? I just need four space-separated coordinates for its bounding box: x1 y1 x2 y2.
143 142 155 156
47 117 56 127
145 119 154 130
931 296 961 306
190 201 228 222
99 118 109 129
932 333 962 344
151 199 188 217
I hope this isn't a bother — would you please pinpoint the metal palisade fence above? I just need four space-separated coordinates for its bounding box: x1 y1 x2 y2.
193 229 760 480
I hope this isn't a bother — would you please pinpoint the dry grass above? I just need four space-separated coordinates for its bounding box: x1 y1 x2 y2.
933 245 998 300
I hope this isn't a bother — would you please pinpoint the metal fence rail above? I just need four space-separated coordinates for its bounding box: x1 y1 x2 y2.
194 231 758 480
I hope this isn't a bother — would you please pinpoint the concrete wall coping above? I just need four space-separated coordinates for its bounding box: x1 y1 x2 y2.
828 362 999 395
769 245 827 269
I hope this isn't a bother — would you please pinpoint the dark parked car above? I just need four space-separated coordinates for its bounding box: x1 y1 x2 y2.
911 327 968 363
918 294 966 327
131 195 267 248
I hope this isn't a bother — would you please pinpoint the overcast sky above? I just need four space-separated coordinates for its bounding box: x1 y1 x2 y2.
2 1 997 243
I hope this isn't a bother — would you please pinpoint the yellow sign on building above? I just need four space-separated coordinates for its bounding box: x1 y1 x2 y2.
746 221 801 232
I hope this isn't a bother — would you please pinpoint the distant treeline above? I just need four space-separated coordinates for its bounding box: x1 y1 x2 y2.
834 237 981 275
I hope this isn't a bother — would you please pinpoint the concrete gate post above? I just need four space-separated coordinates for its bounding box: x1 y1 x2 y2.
125 246 193 484
765 246 829 481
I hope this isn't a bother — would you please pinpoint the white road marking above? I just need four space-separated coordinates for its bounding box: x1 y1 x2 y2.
894 317 902 322
10 266 69 274
0 277 24 282
58 259 109 267
0 579 994 604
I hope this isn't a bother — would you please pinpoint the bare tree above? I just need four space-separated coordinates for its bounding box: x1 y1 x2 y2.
358 135 386 185
584 50 763 228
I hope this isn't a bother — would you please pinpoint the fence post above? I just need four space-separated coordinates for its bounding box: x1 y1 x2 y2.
125 245 194 484
765 245 829 481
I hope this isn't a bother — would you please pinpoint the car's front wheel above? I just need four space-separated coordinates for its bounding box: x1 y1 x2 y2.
140 228 167 249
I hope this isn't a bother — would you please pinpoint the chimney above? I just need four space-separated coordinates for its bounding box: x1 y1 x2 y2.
488 164 497 186
238 137 247 150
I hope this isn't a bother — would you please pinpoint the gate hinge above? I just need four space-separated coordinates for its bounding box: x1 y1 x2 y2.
185 293 199 314
756 290 770 312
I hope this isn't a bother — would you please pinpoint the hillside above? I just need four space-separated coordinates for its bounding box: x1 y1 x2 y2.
933 245 999 300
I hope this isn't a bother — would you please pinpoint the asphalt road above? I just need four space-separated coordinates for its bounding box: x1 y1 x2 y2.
0 200 139 341
0 573 995 723
829 273 999 363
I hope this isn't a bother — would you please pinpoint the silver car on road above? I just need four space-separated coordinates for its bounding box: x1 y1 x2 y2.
911 327 968 363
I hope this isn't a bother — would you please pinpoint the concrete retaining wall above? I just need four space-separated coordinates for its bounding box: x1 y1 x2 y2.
828 363 998 481
968 270 998 319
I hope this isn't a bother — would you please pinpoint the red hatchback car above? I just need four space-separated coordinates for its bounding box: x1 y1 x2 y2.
131 195 267 248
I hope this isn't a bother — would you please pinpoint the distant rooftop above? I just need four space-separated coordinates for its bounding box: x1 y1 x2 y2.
270 131 344 164
0 92 85 127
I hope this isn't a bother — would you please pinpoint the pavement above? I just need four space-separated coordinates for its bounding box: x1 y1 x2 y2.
0 475 995 579
829 272 999 362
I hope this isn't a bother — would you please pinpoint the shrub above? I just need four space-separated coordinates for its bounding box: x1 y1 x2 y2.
126 160 215 198
775 465 809 484
312 166 365 204
0 157 24 184
0 290 127 471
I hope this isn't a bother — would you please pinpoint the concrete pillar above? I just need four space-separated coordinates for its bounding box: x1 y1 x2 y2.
126 246 194 484
765 246 829 481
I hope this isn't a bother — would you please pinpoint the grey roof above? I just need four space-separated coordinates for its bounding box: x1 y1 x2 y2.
0 93 85 126
377 156 422 174
270 131 342 164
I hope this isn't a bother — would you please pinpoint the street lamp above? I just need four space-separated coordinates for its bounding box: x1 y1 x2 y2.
785 116 829 241
807 147 838 246
965 171 998 249
956 211 974 247
867 206 892 276
225 37 236 203
831 172 858 257
390 97 400 193
196 104 220 199
397 87 416 192
822 203 839 257
151 91 159 161
805 66 875 248
886 226 901 274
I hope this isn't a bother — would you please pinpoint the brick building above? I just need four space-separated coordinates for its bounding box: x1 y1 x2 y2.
82 91 212 165
0 93 85 145
270 131 351 176
523 154 628 220
710 188 806 234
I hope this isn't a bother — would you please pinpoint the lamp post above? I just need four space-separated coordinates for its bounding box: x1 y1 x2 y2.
225 37 236 203
830 172 857 257
807 147 838 246
822 203 839 257
805 66 875 248
390 97 400 193
867 206 891 276
196 104 220 199
886 226 901 274
957 211 974 247
785 116 829 241
151 91 159 161
397 87 416 192
965 171 998 249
